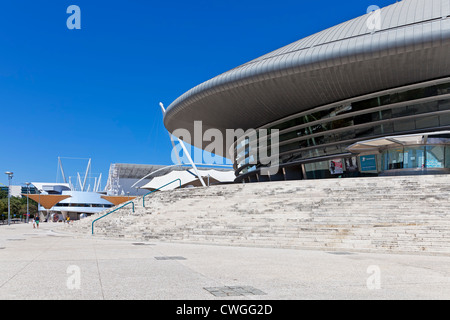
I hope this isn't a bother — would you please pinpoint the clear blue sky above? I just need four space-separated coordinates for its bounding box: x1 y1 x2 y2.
0 0 396 188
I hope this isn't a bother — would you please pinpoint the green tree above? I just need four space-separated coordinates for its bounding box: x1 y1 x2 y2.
0 196 38 220
0 200 6 222
18 202 37 216
0 189 7 199
9 197 21 218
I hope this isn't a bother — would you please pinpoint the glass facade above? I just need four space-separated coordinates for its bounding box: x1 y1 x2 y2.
54 203 114 208
381 145 450 171
234 79 450 182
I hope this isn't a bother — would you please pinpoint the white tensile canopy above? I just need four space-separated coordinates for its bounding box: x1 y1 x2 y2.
140 169 235 191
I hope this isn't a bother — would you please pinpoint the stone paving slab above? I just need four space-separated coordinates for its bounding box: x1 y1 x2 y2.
0 222 450 300
204 286 267 297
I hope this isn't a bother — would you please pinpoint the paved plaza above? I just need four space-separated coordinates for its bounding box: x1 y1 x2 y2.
1 222 450 300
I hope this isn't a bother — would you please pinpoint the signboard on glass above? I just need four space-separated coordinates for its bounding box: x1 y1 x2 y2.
360 155 377 172
329 159 344 174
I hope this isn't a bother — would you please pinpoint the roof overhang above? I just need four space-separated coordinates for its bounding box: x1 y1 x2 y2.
101 196 137 206
23 194 72 210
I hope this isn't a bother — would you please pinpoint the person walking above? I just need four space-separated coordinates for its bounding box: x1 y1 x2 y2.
35 214 40 229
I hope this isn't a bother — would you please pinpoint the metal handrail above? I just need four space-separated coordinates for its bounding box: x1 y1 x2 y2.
91 201 135 235
142 178 181 207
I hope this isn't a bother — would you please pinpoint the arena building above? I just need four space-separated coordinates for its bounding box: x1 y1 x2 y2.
163 0 450 182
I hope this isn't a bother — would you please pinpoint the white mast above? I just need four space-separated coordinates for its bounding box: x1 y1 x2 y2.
77 173 83 191
159 102 206 187
95 173 102 192
58 157 68 183
81 158 91 192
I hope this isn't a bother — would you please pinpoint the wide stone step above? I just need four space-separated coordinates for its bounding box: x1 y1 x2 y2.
64 175 450 255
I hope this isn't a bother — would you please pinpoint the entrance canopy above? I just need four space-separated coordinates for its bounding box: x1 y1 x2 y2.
347 131 450 154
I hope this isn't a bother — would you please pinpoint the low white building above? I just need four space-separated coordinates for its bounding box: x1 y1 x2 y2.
29 182 114 221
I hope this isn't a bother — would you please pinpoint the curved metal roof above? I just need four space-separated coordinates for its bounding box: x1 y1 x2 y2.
164 0 450 157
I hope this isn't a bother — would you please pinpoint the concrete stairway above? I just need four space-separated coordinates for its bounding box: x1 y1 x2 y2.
64 175 450 255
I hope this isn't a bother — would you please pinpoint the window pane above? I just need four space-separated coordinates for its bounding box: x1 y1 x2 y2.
446 146 450 168
394 119 415 132
387 148 404 169
416 116 440 129
304 160 330 179
437 83 450 95
414 101 439 114
438 99 450 111
382 151 389 171
426 146 445 168
403 147 425 169
440 114 450 126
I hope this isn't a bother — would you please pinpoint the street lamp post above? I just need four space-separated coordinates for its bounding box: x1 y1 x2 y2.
25 182 31 223
5 172 13 226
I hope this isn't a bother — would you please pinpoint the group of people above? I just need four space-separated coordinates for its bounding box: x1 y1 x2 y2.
32 215 71 228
